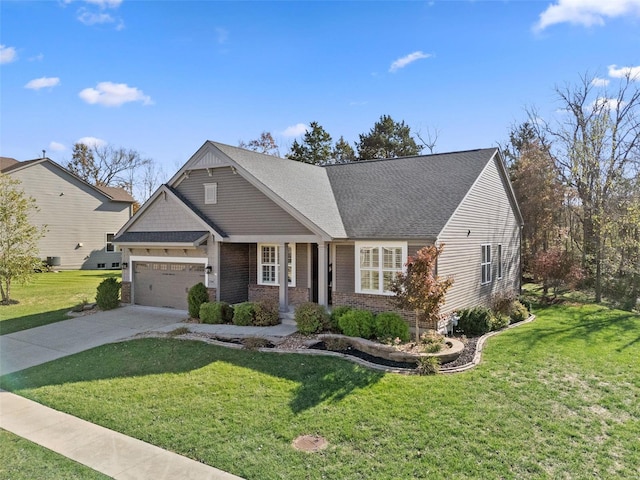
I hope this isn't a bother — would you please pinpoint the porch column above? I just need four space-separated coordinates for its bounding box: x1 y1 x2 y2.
278 242 289 312
317 242 328 307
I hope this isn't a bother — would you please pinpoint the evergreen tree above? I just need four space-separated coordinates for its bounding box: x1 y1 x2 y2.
332 136 356 163
356 114 421 160
286 122 333 165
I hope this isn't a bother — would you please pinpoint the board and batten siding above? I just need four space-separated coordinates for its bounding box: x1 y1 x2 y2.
9 162 130 269
437 156 521 313
334 244 355 293
127 193 204 232
176 168 313 236
220 243 250 304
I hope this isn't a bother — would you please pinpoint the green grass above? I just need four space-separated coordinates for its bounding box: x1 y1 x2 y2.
1 301 639 479
0 429 110 480
0 270 119 335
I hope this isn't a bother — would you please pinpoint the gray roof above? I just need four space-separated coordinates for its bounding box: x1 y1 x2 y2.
324 148 498 239
211 142 348 238
115 231 209 244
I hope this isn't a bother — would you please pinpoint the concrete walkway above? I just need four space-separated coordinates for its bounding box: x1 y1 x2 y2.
1 305 301 479
0 390 242 479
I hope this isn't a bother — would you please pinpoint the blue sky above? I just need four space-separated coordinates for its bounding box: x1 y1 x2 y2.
1 0 639 175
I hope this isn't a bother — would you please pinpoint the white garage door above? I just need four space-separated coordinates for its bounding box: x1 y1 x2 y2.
134 262 205 310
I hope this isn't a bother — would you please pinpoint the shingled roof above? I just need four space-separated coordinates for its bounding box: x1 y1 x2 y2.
324 148 499 239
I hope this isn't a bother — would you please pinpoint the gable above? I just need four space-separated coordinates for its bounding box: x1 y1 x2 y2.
127 190 210 232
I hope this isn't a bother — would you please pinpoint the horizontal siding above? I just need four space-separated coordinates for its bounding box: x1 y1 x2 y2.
335 244 355 293
176 168 312 236
9 162 131 269
438 157 521 313
129 193 203 232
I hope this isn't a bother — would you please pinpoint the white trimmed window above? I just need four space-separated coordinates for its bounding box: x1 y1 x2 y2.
258 244 295 286
481 244 492 285
204 183 218 204
497 244 503 279
355 242 407 295
106 233 116 252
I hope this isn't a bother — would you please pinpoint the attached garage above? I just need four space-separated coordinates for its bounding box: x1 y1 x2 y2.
133 262 206 310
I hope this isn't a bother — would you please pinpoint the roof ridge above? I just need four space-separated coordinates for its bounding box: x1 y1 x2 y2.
323 147 498 167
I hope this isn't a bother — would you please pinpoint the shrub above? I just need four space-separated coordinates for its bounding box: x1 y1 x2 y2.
295 302 330 335
510 300 529 323
242 337 272 350
323 337 351 351
457 306 493 336
491 292 516 316
374 312 410 342
338 309 375 339
96 277 121 310
168 326 190 336
329 305 352 331
188 283 210 319
200 301 233 324
233 302 255 326
416 356 440 375
424 342 443 353
491 313 510 331
253 299 280 326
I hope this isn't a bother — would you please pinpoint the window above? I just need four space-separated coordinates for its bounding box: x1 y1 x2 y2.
204 183 217 204
111 262 120 269
481 244 492 284
106 233 116 252
355 242 407 295
258 244 295 286
97 263 106 269
497 244 503 279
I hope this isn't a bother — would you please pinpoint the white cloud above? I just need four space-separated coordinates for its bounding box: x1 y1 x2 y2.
0 44 17 64
49 141 66 152
77 136 107 148
534 0 640 31
77 9 115 26
591 77 610 87
79 81 153 107
592 97 624 110
389 51 431 73
282 123 308 137
29 53 44 62
608 64 640 81
24 77 61 90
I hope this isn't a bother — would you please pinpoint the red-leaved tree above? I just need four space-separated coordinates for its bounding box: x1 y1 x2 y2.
389 245 454 342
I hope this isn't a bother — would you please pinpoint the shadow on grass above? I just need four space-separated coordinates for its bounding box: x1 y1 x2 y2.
0 338 384 414
0 308 71 336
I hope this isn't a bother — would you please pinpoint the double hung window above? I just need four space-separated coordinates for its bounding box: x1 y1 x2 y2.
356 242 407 295
258 244 295 286
481 244 492 284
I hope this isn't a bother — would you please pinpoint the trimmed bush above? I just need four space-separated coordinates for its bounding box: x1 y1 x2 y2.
457 306 493 336
329 305 352 331
295 302 329 335
253 299 280 326
200 301 233 324
491 313 510 331
338 309 375 339
374 312 410 342
96 277 120 310
188 283 209 319
232 302 255 326
510 300 529 323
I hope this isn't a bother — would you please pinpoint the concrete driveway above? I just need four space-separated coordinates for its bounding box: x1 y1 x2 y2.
0 306 188 375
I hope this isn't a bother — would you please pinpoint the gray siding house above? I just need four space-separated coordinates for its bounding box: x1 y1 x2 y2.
2 158 134 270
115 141 522 317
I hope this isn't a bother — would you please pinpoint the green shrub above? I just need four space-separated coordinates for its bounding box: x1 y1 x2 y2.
253 299 280 326
424 342 443 353
491 313 510 331
457 306 493 336
295 302 330 335
416 356 440 375
323 337 351 351
510 300 529 323
96 277 120 310
242 337 272 350
200 301 233 324
338 309 375 339
188 283 209 319
232 302 255 326
374 312 410 342
329 305 352 331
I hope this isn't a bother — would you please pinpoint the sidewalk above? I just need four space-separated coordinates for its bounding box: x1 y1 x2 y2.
0 390 243 480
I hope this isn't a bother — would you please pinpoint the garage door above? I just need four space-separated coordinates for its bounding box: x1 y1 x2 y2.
134 262 205 310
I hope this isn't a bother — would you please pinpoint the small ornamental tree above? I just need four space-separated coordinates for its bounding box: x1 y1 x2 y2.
389 244 453 342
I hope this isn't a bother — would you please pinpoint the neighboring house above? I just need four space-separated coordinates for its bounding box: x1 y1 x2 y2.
1 157 135 270
115 141 523 318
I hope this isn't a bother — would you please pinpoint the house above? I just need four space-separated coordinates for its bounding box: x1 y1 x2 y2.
115 141 523 319
1 157 135 270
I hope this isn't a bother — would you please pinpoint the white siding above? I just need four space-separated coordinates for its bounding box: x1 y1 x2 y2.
437 156 521 313
9 162 131 269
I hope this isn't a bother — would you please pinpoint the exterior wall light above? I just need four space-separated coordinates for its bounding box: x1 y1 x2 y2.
205 265 213 274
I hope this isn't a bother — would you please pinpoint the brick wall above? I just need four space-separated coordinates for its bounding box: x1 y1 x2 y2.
121 281 131 303
248 284 310 306
207 288 217 302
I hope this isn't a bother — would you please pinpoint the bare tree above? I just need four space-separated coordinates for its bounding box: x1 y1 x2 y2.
415 126 440 154
239 131 280 157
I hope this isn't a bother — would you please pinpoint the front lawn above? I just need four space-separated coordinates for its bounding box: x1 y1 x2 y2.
0 270 119 335
1 301 639 479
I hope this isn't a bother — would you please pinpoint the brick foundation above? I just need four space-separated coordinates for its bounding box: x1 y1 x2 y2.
121 281 131 303
248 284 310 306
207 288 217 302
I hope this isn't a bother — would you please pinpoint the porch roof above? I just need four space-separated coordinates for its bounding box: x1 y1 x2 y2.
114 231 209 247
